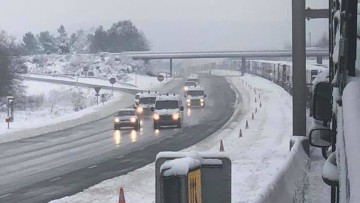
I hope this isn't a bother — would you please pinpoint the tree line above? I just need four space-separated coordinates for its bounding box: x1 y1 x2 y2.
21 20 150 55
0 20 150 98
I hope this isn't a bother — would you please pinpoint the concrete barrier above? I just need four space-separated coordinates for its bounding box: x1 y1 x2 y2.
254 137 310 203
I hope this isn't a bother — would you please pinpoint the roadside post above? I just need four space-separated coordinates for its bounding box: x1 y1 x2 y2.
94 86 101 106
155 152 231 203
6 96 15 129
109 77 116 95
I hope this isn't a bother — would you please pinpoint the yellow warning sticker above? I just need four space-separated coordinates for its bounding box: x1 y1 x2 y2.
188 169 201 203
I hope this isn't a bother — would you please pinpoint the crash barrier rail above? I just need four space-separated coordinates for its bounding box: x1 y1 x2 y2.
155 152 231 203
253 137 310 203
24 73 138 88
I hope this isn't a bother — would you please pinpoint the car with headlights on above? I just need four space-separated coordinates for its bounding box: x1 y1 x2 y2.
114 109 140 130
135 91 158 115
185 85 206 107
151 93 184 129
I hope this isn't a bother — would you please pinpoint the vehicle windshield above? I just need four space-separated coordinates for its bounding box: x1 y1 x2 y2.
139 97 156 104
155 100 179 109
116 111 136 116
185 81 197 86
187 90 204 96
135 95 140 99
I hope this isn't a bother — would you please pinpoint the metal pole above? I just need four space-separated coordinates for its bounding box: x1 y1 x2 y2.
292 0 306 137
170 58 173 77
241 57 246 76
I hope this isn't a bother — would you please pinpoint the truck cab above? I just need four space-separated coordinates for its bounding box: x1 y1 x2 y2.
151 94 184 129
185 86 206 107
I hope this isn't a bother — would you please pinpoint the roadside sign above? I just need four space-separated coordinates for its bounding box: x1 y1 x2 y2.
157 74 165 82
94 86 101 94
109 77 116 85
188 169 201 203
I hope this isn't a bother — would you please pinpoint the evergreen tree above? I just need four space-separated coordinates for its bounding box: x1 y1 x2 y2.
57 25 70 54
22 32 40 55
37 31 58 54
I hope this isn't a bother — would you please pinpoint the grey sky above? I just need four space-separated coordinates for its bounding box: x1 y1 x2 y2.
0 0 328 51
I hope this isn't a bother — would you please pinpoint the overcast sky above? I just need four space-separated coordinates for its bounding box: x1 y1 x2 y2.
0 0 328 51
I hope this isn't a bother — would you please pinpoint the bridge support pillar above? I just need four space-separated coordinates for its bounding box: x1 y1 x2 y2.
170 58 173 77
241 57 246 76
316 56 323 64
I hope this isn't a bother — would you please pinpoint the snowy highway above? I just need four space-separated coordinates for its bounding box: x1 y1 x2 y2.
0 74 236 202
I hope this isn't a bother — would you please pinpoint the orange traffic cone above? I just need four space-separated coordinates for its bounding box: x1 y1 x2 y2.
245 120 249 129
252 112 254 120
239 129 242 137
118 187 126 203
220 140 225 152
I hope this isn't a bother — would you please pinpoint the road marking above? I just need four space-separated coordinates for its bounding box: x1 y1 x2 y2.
49 177 62 182
88 165 98 169
0 193 12 199
138 147 145 151
117 155 124 159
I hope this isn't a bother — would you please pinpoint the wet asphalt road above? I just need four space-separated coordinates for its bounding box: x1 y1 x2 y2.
0 74 236 202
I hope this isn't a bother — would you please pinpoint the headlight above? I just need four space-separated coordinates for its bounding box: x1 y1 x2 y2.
153 113 160 120
129 117 136 123
114 117 120 123
200 98 204 102
187 99 191 103
172 113 180 120
184 86 188 91
136 106 143 114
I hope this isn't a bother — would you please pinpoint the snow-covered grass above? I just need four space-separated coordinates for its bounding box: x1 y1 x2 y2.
0 72 171 143
0 80 121 141
51 71 293 203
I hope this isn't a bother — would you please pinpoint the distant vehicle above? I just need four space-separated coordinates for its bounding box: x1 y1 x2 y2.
135 91 158 115
151 93 184 129
114 109 140 131
185 86 206 107
134 93 141 106
187 74 200 84
183 80 197 91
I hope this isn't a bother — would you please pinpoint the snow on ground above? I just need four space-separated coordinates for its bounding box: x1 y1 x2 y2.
51 71 293 203
0 80 121 140
0 74 171 143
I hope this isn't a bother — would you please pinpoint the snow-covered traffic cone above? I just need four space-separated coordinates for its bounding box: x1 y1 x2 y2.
118 187 126 203
239 129 242 137
260 102 262 108
252 112 254 120
220 140 225 152
245 120 249 129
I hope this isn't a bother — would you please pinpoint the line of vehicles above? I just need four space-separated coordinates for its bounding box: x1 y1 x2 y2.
113 74 207 131
247 60 328 95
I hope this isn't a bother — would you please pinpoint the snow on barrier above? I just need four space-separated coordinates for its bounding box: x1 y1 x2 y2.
253 137 310 203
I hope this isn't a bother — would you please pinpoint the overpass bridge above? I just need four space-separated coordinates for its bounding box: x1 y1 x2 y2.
125 49 328 76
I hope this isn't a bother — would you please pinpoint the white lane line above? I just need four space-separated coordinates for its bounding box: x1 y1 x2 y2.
117 155 124 159
49 177 62 182
88 165 98 169
138 147 145 151
0 193 12 199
